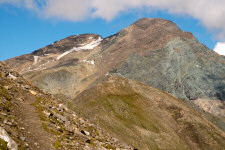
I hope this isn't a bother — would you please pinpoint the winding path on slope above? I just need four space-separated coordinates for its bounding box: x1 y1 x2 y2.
15 91 55 150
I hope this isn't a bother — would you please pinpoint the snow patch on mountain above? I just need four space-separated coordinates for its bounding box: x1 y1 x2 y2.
82 60 95 65
33 56 39 64
57 37 102 60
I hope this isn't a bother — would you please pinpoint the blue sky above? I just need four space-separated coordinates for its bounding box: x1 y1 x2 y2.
0 0 224 61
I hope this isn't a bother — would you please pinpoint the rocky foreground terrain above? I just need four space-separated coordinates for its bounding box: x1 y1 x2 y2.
0 62 132 149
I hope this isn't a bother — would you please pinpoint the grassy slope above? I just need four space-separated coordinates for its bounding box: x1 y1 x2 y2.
73 76 225 150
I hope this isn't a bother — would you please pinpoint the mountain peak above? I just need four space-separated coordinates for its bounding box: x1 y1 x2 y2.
32 34 102 56
131 18 181 31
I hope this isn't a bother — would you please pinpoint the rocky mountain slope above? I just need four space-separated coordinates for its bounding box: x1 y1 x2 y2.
72 75 225 150
0 62 132 149
1 61 225 150
5 18 225 117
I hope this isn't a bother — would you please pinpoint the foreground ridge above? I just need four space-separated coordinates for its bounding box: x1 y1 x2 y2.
0 61 132 149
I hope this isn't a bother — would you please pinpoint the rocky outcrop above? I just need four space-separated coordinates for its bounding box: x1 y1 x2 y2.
111 38 225 101
191 99 225 117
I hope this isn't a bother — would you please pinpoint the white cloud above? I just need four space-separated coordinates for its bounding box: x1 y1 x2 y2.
214 42 225 56
0 0 38 11
43 0 91 21
1 0 225 40
0 0 21 5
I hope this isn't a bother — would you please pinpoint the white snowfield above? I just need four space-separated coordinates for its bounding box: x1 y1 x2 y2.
57 37 102 60
33 56 39 64
82 60 95 65
0 127 18 150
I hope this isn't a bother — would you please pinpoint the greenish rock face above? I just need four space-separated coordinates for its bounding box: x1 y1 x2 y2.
112 38 225 101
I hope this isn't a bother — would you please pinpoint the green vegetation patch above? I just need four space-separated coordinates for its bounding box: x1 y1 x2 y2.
0 138 8 150
102 94 161 133
53 141 61 149
32 97 47 107
18 144 26 150
167 105 183 121
83 92 163 148
0 88 11 100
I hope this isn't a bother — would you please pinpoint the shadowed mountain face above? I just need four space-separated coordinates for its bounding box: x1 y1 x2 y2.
5 18 225 114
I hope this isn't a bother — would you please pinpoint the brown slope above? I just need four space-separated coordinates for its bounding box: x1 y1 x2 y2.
0 62 55 149
72 76 225 150
0 62 132 149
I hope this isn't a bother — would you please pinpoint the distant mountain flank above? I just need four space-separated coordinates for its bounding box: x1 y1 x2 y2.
72 75 225 149
5 18 225 116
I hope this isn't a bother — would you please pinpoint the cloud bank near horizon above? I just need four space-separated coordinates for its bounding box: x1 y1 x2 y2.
214 43 225 56
1 0 225 55
1 0 225 37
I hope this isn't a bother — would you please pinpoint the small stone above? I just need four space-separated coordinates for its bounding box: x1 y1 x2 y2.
43 111 50 116
3 86 9 90
86 139 91 143
7 73 17 80
16 98 24 102
112 138 118 142
55 114 67 123
69 137 75 140
65 122 74 132
24 142 29 147
89 124 95 127
85 131 90 136
5 121 13 126
20 137 26 141
81 130 90 136
23 85 30 90
84 145 91 150
58 104 68 111
57 126 63 133
29 90 38 96
79 118 86 124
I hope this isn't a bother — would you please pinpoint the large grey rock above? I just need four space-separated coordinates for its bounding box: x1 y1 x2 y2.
111 38 225 101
